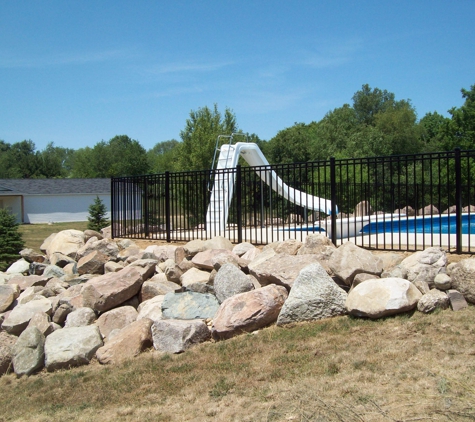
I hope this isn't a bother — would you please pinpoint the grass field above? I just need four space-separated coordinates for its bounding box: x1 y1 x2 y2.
18 222 89 252
1 306 474 421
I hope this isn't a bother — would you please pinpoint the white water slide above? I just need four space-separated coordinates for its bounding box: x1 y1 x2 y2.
206 142 335 231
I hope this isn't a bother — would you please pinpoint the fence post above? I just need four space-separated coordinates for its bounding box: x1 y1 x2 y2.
236 165 243 243
165 171 171 243
330 157 337 246
143 178 149 237
455 148 462 253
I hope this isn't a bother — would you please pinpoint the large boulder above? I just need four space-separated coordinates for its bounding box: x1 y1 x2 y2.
12 327 45 376
95 306 138 339
7 275 49 291
213 263 254 304
0 284 20 312
6 259 30 275
77 251 110 275
64 307 97 328
96 318 153 365
180 267 212 293
161 291 220 320
448 258 475 303
46 229 85 259
140 276 181 302
346 278 422 319
76 238 119 261
400 247 447 285
2 297 53 335
192 249 235 271
151 319 211 354
212 284 288 340
277 263 348 326
328 242 383 286
44 325 103 371
81 267 143 312
249 253 318 289
126 259 158 281
297 233 336 256
137 295 165 322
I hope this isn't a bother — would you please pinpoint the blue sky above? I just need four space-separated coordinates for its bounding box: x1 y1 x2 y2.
1 1 474 152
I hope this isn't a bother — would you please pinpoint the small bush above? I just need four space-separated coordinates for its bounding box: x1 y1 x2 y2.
0 208 25 271
87 196 109 232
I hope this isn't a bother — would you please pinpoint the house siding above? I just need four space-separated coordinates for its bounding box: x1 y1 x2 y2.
23 194 111 224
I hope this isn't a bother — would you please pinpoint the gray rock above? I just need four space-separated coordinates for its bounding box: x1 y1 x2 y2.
413 280 431 295
213 263 254 304
203 236 233 251
76 238 119 261
274 239 303 255
161 291 220 320
212 284 288 340
52 303 73 325
434 273 451 290
400 247 447 285
64 307 97 328
183 239 206 257
27 312 54 337
297 233 336 257
20 248 46 263
44 325 103 371
417 289 449 313
232 242 255 257
152 319 211 354
446 289 468 311
126 259 158 281
328 242 383 286
12 327 45 376
42 265 66 280
277 264 348 325
346 278 422 319
448 258 475 303
49 252 76 268
2 297 53 335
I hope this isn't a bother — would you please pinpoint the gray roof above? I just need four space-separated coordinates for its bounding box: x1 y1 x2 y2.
0 178 111 195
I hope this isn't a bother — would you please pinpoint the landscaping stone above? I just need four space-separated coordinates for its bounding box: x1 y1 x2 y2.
64 307 97 328
448 258 475 303
0 284 20 312
12 327 45 376
46 229 85 259
95 306 138 339
2 296 53 335
7 275 49 291
137 295 165 322
27 312 54 337
152 319 211 354
140 276 181 302
434 273 451 290
81 267 143 312
400 247 447 284
249 253 319 289
180 267 212 293
446 289 468 311
212 284 288 340
44 325 103 371
96 318 153 364
232 242 255 257
328 242 383 286
6 259 30 275
346 278 422 319
213 263 254 304
417 289 449 313
126 258 158 281
0 331 16 375
277 263 348 325
77 250 110 275
162 291 220 320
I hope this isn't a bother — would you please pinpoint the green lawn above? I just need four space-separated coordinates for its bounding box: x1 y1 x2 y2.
18 222 89 252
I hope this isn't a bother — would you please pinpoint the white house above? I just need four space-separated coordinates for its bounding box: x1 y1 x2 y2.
0 179 111 224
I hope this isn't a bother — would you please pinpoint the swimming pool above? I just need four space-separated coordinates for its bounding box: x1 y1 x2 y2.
360 213 475 235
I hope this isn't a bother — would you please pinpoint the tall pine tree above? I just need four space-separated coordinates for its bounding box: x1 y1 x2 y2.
0 209 25 271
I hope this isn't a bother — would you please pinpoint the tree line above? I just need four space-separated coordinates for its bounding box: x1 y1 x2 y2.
1 84 474 179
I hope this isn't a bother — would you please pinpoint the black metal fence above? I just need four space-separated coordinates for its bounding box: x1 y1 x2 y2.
111 148 475 253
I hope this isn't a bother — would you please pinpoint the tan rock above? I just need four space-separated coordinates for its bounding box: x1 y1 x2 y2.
95 306 138 339
212 284 288 340
96 318 153 364
77 250 110 275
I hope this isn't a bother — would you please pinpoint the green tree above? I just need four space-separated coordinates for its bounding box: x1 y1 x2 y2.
37 142 75 178
352 84 396 125
0 140 40 178
71 135 150 177
148 139 180 173
444 84 475 150
0 208 25 271
177 104 238 171
87 196 109 231
419 111 450 151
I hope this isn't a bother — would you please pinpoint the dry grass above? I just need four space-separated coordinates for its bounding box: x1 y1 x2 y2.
1 306 475 422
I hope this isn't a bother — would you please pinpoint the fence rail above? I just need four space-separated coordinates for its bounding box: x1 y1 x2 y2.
111 148 475 253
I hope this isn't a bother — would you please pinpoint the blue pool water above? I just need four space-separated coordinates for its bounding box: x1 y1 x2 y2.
361 213 475 235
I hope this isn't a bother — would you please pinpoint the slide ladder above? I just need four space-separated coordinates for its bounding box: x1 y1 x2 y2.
206 139 336 232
